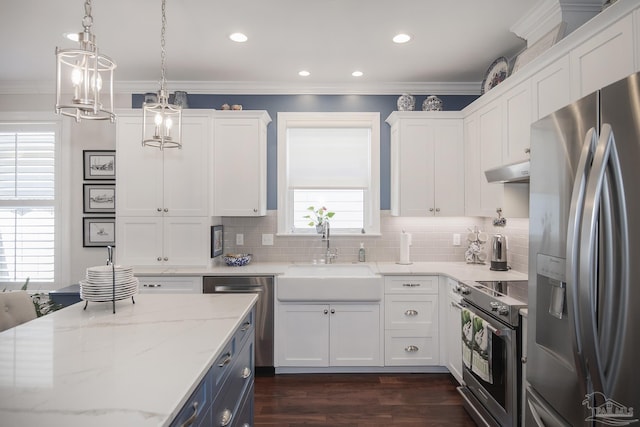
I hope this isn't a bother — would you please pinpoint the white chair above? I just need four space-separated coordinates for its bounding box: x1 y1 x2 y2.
0 291 37 332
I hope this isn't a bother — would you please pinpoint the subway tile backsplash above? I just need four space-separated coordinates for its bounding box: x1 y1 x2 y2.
218 211 529 274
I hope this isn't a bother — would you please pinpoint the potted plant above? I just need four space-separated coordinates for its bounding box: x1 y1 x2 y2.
303 206 335 233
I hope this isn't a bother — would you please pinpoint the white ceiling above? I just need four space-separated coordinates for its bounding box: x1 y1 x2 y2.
0 0 542 95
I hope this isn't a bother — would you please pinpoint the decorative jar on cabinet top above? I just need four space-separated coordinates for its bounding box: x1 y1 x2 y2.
397 93 415 111
422 95 443 111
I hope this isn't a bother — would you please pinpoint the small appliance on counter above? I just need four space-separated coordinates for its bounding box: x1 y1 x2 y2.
490 234 508 271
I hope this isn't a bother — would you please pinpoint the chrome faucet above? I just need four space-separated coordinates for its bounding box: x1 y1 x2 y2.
322 221 337 263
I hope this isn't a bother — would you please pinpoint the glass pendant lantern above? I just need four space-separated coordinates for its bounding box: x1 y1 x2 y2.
142 0 182 149
55 0 116 122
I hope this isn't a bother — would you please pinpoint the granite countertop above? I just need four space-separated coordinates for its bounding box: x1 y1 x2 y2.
0 293 258 427
133 261 528 283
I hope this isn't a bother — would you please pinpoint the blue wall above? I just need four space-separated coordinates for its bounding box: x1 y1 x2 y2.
132 94 478 210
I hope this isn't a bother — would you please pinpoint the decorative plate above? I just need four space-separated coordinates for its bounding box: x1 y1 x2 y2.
481 57 509 95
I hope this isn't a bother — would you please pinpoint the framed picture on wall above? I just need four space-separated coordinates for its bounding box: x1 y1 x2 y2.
83 184 115 213
211 225 223 258
83 217 116 247
83 150 116 180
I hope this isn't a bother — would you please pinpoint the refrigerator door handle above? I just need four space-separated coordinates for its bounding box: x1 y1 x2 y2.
578 123 628 395
566 127 597 359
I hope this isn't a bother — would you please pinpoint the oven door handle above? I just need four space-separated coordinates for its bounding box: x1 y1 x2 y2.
455 301 513 338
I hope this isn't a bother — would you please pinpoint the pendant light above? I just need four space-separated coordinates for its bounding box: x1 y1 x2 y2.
55 0 116 122
142 0 182 149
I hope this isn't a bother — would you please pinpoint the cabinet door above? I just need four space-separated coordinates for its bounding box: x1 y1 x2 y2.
447 294 463 384
138 276 203 293
532 55 571 120
163 217 209 266
570 14 635 99
163 115 211 217
116 217 164 266
213 112 270 216
502 80 532 164
276 304 329 367
395 119 435 216
478 100 504 217
116 114 164 217
329 304 381 366
433 121 464 216
464 112 482 216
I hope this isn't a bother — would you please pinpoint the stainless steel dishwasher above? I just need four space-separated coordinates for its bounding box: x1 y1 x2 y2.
203 276 274 375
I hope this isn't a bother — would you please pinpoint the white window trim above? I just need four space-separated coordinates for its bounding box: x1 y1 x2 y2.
277 112 380 236
0 112 69 290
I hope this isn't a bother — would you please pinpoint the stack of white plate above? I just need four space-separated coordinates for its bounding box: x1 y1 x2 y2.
79 265 139 302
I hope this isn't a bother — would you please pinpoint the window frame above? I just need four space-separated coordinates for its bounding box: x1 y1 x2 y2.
277 112 380 236
0 113 68 289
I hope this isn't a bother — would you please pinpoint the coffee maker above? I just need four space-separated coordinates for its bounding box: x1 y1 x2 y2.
490 234 508 271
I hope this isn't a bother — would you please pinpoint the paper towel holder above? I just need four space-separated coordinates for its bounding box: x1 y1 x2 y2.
396 229 413 265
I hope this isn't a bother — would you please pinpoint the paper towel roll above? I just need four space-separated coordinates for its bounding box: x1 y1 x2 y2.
399 231 412 265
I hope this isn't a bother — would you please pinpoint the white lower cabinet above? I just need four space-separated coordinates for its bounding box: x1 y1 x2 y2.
137 276 203 293
384 276 439 366
276 303 382 367
444 278 463 383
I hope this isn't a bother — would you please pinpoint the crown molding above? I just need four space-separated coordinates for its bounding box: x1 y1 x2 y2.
0 79 482 96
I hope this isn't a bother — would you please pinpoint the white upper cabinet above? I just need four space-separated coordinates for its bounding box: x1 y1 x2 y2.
570 13 635 99
116 111 211 217
477 100 504 217
387 112 464 217
212 111 271 216
531 55 571 120
502 80 532 164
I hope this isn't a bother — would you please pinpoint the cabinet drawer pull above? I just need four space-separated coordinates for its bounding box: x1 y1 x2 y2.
220 409 233 426
402 283 420 287
405 345 419 353
242 366 252 379
404 309 418 316
143 283 161 288
179 401 199 427
241 321 251 331
218 352 232 367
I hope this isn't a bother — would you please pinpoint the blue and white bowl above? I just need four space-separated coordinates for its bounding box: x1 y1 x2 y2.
223 253 252 267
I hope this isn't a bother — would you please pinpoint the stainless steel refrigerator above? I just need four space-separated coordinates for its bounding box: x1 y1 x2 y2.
526 71 640 426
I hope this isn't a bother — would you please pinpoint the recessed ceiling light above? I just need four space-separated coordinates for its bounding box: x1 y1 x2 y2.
229 32 248 43
352 71 363 77
393 33 411 44
298 70 311 77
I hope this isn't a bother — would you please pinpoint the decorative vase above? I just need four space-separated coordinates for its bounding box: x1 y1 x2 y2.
422 95 443 111
315 224 324 234
397 93 415 111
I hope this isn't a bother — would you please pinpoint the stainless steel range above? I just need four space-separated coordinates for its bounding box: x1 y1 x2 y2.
454 280 528 427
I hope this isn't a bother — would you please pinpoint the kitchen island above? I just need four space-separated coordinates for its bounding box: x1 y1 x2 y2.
0 293 257 426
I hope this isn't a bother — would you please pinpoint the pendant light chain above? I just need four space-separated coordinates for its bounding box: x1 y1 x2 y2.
82 0 93 31
160 0 167 94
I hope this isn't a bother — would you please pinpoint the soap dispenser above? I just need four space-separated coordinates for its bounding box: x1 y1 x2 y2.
358 243 366 262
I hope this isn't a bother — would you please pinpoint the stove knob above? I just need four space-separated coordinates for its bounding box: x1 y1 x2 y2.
459 285 470 295
490 302 500 311
498 306 509 316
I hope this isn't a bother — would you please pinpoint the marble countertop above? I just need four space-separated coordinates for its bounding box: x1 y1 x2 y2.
133 261 528 283
0 293 258 427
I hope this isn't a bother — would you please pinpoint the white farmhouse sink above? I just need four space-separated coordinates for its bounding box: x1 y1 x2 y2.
277 264 383 302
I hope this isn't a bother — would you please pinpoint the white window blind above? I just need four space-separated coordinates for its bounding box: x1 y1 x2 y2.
0 128 55 283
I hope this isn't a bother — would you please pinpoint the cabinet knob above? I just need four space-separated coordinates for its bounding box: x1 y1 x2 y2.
157 257 162 262
521 356 527 364
163 208 168 213
253 208 258 213
435 207 440 212
220 409 233 426
163 257 168 261
330 308 335 314
241 367 252 379
429 208 434 212
157 208 162 212
405 345 419 352
324 309 329 314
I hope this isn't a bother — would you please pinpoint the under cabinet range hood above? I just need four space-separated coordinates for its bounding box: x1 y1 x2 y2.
484 159 530 183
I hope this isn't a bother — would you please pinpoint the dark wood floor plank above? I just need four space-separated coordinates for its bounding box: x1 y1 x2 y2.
254 373 476 426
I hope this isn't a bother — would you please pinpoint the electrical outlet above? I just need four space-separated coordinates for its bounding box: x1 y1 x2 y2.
262 233 274 246
236 233 244 245
453 233 461 246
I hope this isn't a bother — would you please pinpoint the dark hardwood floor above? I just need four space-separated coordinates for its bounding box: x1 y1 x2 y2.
254 373 476 426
